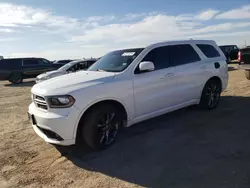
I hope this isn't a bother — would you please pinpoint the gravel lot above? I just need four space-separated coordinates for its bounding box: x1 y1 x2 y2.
0 64 250 188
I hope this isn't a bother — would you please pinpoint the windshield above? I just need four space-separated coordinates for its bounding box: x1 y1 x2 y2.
88 48 144 72
58 61 75 71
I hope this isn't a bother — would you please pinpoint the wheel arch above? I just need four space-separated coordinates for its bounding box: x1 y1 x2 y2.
73 98 129 139
200 76 222 97
207 76 222 88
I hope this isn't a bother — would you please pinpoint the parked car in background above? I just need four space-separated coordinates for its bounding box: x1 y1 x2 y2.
238 47 250 80
0 58 64 84
219 45 239 63
28 40 228 150
36 59 97 83
53 59 75 65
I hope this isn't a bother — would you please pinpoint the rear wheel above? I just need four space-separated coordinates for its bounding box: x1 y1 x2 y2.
245 70 250 80
199 80 221 110
8 72 23 84
78 104 122 150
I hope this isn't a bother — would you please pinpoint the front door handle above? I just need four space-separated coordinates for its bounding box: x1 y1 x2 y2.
161 73 174 79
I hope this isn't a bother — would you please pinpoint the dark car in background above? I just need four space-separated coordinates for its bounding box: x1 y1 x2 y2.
53 59 75 65
238 47 250 80
0 58 64 84
219 45 239 63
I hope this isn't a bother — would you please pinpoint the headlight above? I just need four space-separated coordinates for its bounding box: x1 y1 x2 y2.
47 95 75 108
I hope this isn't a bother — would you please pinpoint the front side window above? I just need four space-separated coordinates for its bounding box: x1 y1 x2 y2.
59 61 77 71
39 59 51 64
23 59 39 66
170 44 201 66
88 48 144 72
141 46 170 70
197 44 220 58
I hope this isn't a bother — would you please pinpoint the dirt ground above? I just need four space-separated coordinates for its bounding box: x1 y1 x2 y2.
0 64 250 188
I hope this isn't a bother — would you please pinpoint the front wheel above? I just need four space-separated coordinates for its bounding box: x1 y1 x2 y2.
199 80 222 110
79 104 122 150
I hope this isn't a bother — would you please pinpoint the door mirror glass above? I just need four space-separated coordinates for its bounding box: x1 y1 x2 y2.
139 61 155 72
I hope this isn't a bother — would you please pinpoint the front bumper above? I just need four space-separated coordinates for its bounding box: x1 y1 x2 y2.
28 102 80 146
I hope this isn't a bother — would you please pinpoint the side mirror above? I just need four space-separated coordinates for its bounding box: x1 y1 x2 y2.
139 61 155 72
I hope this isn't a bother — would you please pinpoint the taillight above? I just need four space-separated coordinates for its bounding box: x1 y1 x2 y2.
238 51 242 63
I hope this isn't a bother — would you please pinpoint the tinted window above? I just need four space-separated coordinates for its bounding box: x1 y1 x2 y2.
39 59 51 64
23 59 39 66
170 44 201 66
197 44 220 58
0 60 9 69
86 60 96 67
0 59 21 69
142 46 170 70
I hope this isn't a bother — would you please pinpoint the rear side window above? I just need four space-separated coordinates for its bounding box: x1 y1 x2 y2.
170 44 201 66
23 59 39 66
142 46 170 70
0 59 20 69
0 60 9 69
197 44 220 58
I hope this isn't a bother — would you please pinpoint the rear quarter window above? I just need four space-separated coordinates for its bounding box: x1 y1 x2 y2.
0 59 21 69
197 44 220 58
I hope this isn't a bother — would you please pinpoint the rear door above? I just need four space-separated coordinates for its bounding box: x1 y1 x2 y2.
169 44 204 104
22 59 42 77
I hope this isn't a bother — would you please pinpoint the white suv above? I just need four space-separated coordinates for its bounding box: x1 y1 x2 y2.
28 40 228 149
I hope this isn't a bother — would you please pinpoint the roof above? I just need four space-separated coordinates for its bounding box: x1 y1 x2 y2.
0 57 46 60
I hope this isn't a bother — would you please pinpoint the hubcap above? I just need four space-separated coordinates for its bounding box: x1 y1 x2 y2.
97 112 119 146
206 83 220 108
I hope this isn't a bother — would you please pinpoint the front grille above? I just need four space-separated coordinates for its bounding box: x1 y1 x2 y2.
33 94 48 110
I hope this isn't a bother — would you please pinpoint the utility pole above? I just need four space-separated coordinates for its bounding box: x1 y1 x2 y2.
245 40 247 48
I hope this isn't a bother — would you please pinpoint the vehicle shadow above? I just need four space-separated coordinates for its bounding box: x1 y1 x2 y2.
56 96 250 188
228 66 238 71
4 80 36 87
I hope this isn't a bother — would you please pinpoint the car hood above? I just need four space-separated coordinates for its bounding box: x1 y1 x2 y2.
37 70 64 79
32 71 116 96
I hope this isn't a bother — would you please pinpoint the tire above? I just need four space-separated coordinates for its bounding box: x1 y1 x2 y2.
245 70 250 80
8 72 23 84
199 79 222 110
78 104 122 150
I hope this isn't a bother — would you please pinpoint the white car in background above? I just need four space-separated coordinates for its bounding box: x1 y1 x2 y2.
28 40 228 150
36 59 97 83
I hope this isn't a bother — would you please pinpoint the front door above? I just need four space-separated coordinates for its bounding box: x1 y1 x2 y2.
133 46 177 117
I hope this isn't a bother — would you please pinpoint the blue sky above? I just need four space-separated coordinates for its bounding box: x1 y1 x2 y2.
0 0 250 60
